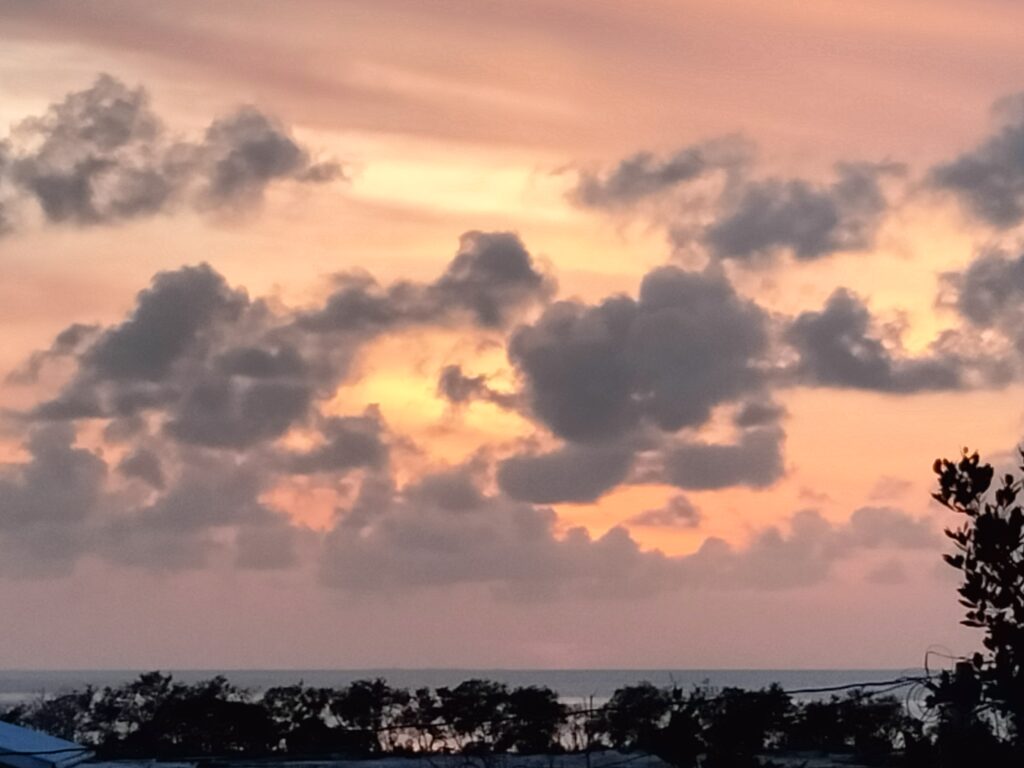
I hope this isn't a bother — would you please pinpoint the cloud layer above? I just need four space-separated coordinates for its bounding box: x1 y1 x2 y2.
5 72 1019 607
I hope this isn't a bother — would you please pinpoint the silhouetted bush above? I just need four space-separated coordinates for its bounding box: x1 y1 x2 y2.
0 671 953 764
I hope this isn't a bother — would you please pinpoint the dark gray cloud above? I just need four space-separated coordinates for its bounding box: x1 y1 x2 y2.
947 249 1024 327
299 231 553 333
0 141 13 235
496 442 635 504
95 453 294 571
2 222 956 591
655 426 785 491
940 248 1024 360
117 446 165 489
165 377 312 449
733 399 786 428
286 409 388 475
20 264 318 456
18 231 551 468
500 264 779 499
2 232 559 577
433 231 556 327
930 98 1024 228
0 424 107 531
571 137 752 209
0 74 339 234
437 364 518 409
0 425 109 578
194 106 342 210
29 388 105 421
628 495 701 528
10 74 168 226
571 139 900 263
704 163 901 261
403 464 487 512
215 344 307 379
5 323 99 385
0 421 304 576
85 264 248 383
785 289 971 392
509 265 768 442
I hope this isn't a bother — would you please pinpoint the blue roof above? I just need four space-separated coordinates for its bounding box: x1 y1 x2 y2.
0 721 91 768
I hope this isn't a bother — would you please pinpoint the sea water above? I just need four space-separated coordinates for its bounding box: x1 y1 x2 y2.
0 668 927 706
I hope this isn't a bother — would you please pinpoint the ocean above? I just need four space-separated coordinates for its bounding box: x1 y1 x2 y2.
0 669 928 706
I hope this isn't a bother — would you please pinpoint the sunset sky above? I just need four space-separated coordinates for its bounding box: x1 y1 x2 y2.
3 0 1024 670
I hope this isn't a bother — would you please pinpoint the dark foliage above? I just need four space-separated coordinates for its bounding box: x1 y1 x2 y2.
786 690 919 762
600 682 673 751
701 685 790 768
0 672 919 764
498 685 568 753
932 449 1024 762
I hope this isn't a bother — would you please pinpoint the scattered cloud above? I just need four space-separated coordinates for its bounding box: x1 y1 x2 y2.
628 495 701 528
570 137 752 209
0 74 340 236
940 248 1024 365
704 162 902 262
733 399 787 429
437 364 518 410
571 141 901 263
509 265 768 442
930 95 1024 228
298 231 554 333
497 442 635 504
285 409 389 475
648 426 786 491
785 289 978 392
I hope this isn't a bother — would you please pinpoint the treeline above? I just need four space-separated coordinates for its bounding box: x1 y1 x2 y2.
1 671 1003 767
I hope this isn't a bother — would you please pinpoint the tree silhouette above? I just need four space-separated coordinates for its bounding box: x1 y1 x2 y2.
497 685 567 753
599 682 672 750
933 449 1024 756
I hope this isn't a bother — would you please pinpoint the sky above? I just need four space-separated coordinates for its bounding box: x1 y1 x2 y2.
2 0 1024 670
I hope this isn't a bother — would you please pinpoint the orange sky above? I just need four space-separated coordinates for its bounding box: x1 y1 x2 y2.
0 0 1022 668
